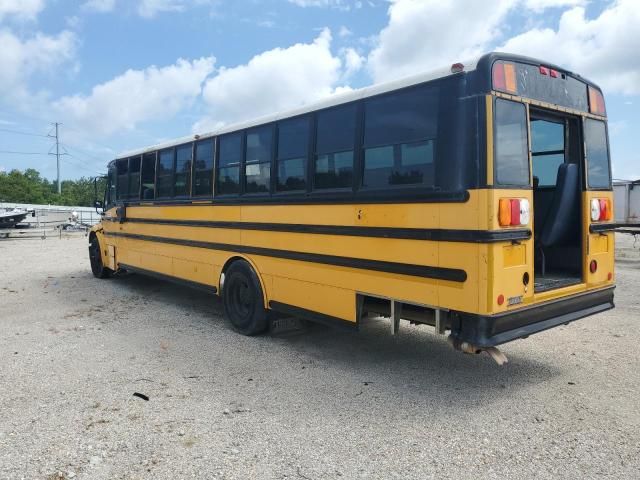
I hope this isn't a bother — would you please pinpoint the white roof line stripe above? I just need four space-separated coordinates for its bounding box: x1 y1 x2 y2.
118 57 480 159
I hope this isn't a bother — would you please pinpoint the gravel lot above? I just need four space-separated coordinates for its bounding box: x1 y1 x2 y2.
1 234 639 479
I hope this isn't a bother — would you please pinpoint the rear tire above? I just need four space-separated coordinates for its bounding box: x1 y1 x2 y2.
222 260 268 336
89 234 112 279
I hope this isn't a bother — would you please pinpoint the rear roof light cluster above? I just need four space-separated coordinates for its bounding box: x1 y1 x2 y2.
588 86 606 115
591 198 612 222
499 198 530 227
492 61 517 94
539 65 560 78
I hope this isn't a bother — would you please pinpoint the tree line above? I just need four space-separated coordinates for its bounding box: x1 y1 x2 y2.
0 169 105 207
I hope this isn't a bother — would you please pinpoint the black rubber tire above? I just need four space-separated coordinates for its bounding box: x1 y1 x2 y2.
222 260 268 336
88 234 112 279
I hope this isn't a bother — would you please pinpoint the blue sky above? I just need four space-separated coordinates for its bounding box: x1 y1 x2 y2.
0 0 638 181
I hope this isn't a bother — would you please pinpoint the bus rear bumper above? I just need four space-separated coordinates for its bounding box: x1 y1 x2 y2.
450 286 615 348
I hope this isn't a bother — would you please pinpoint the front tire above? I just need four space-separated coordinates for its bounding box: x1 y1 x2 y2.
222 260 268 335
89 234 112 279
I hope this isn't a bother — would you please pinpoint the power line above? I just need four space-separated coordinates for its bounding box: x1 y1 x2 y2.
0 150 49 155
63 153 103 175
0 127 49 138
61 143 110 163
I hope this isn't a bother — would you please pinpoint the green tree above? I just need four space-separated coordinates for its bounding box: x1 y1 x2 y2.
0 169 104 207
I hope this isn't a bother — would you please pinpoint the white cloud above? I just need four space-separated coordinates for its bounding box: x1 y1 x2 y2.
0 0 44 21
368 0 517 83
0 30 77 103
82 0 116 13
523 0 585 12
338 25 353 37
287 0 360 10
54 57 215 135
341 47 364 77
199 28 349 128
138 0 184 18
500 0 640 95
367 0 640 96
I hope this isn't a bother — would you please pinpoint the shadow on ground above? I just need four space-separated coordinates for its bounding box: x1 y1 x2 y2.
94 271 562 409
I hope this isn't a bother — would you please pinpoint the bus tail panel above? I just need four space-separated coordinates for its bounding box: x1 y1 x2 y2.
450 286 614 348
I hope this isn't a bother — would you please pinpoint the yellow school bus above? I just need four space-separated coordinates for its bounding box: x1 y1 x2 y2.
89 52 615 361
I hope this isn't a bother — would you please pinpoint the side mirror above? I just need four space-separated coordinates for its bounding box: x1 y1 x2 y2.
94 200 104 216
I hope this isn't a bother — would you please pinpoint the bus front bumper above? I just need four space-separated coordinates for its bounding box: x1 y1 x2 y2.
450 286 615 348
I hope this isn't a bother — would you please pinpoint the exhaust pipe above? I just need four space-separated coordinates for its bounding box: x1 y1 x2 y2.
448 336 508 366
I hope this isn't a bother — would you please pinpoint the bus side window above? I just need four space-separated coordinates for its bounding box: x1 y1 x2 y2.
245 126 272 194
141 152 157 200
157 148 174 198
193 139 214 197
116 159 129 201
314 104 356 190
107 164 116 207
277 116 310 192
129 156 141 200
362 85 438 189
217 133 242 195
175 143 193 197
494 99 530 186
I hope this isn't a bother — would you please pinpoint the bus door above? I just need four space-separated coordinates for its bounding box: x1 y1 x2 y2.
530 108 583 292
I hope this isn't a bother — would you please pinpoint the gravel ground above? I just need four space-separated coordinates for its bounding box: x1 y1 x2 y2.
1 233 639 480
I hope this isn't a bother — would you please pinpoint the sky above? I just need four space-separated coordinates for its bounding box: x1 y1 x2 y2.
0 0 638 181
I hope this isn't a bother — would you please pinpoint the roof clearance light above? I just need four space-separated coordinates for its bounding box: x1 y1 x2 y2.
550 69 559 78
588 86 606 115
451 63 465 74
539 66 549 75
492 62 517 94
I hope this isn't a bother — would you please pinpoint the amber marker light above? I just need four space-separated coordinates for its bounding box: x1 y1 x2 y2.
492 62 517 94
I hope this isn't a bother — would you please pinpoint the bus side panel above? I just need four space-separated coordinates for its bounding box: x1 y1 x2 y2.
271 276 356 322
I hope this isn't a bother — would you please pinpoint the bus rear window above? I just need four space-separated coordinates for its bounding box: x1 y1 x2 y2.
494 99 529 186
585 119 611 189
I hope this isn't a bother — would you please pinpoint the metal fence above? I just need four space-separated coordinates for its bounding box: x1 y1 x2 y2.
0 203 101 239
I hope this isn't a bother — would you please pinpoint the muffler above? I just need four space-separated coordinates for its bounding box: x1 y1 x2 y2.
448 336 509 365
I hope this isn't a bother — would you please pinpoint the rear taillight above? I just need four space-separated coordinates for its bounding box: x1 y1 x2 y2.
499 198 530 226
492 61 517 94
591 198 612 222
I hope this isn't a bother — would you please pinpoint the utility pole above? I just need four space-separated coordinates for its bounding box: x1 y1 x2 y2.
48 122 63 194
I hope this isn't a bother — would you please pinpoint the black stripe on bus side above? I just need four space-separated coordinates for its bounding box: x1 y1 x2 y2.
116 217 532 243
269 301 358 331
118 263 218 294
103 231 467 282
116 189 470 207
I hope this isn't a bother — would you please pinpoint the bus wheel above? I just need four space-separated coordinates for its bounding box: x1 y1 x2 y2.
88 234 112 279
222 260 268 336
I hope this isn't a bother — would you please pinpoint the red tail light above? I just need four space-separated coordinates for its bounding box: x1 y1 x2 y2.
499 198 530 226
510 199 521 225
591 198 612 222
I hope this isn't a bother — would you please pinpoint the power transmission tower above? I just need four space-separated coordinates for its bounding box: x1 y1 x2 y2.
48 122 67 194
